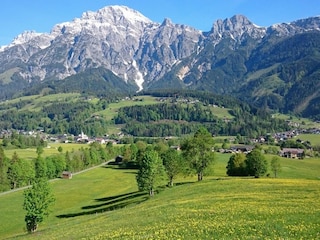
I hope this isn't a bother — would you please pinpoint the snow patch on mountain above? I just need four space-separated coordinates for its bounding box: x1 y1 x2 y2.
132 59 144 91
12 31 40 44
0 31 53 51
51 5 152 38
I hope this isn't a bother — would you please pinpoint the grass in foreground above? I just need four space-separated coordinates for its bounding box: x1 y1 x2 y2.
1 154 319 239
8 178 320 240
0 165 138 239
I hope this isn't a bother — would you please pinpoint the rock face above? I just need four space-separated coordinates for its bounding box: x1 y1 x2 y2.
0 5 203 91
0 5 320 117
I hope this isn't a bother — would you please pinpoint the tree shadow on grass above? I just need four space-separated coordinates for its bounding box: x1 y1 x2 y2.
103 162 139 171
56 191 148 219
174 181 195 186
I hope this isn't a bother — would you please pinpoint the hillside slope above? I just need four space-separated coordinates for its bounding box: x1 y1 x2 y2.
1 155 320 239
7 178 320 239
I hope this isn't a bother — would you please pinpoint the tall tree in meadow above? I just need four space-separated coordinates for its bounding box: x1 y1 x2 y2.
65 151 72 171
7 152 24 189
23 178 55 233
36 146 44 156
34 155 47 179
57 146 63 153
122 145 133 163
245 148 268 178
135 140 148 164
181 127 215 181
105 142 116 159
154 141 169 156
0 146 10 191
129 143 139 161
162 148 182 187
45 158 56 179
136 150 166 196
23 146 54 233
52 154 67 177
271 156 282 178
226 153 247 176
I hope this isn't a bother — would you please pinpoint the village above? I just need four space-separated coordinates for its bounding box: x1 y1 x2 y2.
1 125 319 160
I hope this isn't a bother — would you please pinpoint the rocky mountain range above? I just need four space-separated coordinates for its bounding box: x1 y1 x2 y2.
0 5 320 119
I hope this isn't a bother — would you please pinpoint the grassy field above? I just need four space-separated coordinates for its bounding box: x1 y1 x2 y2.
48 178 318 240
210 106 233 119
78 95 159 122
0 93 82 112
4 143 84 160
1 153 319 239
0 166 139 239
298 134 320 145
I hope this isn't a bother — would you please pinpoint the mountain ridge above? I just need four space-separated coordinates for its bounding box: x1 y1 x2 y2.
0 5 320 119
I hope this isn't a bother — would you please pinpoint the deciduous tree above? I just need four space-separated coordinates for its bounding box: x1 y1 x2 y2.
271 156 281 178
181 127 215 181
0 146 9 191
36 146 44 156
57 146 63 153
34 155 47 179
226 153 246 176
245 148 268 178
162 148 182 187
23 178 55 233
136 150 166 196
7 152 24 189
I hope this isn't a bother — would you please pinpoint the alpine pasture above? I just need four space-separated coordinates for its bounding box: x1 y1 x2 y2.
0 153 319 239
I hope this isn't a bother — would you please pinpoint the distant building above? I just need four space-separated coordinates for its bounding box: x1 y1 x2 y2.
79 131 88 140
279 148 304 159
62 171 73 179
230 145 254 153
115 155 123 164
170 145 181 151
76 131 89 143
95 138 106 144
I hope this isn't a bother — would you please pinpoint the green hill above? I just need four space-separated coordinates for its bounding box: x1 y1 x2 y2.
0 90 292 138
1 154 319 239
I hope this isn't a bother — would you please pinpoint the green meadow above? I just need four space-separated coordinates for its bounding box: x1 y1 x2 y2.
95 95 159 121
298 134 320 145
4 143 83 160
1 153 319 239
0 93 82 112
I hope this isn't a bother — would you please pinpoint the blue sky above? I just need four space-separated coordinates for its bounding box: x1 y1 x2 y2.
0 0 319 46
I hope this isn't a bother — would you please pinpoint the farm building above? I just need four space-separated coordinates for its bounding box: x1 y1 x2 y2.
62 171 73 179
230 145 254 153
279 148 305 159
115 155 124 164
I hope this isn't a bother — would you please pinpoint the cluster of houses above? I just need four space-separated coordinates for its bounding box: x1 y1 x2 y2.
219 145 305 159
249 130 299 144
50 132 120 145
216 128 313 159
0 129 120 145
1 125 319 160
